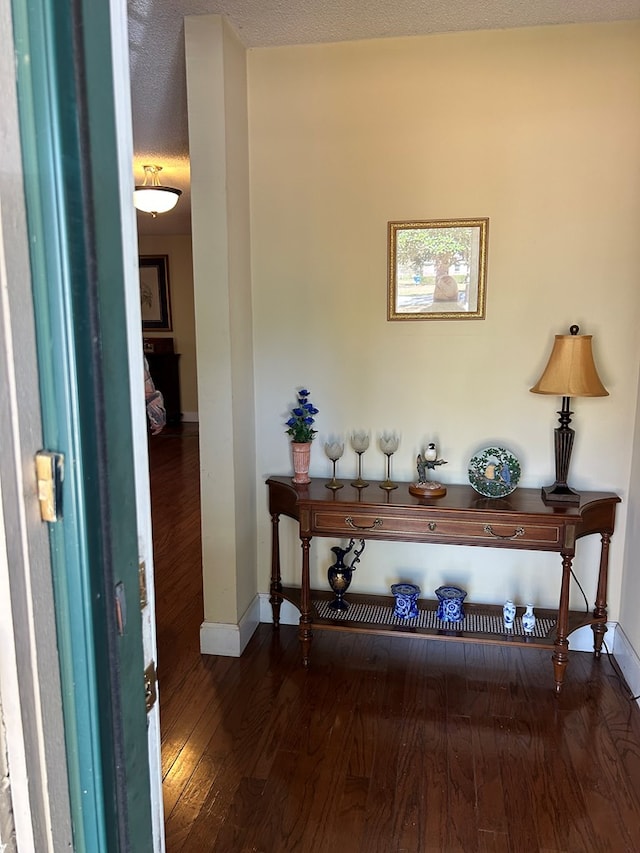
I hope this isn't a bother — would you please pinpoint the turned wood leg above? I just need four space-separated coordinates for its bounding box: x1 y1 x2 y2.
299 536 313 667
269 512 282 628
592 532 611 658
552 552 573 694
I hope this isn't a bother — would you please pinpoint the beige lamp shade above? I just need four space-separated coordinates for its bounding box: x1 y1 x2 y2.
530 329 608 398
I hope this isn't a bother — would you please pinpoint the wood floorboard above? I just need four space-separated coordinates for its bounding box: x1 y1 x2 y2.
160 656 236 779
446 714 478 852
272 660 355 851
497 714 542 852
472 714 508 836
326 774 369 852
150 426 640 852
162 664 236 816
358 647 405 853
389 642 428 852
477 830 511 853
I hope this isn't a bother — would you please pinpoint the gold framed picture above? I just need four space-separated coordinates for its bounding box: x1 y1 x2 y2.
388 218 488 320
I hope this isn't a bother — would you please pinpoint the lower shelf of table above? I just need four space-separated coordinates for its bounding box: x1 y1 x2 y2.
277 586 598 651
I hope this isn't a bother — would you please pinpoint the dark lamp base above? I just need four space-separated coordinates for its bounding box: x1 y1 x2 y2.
541 483 581 506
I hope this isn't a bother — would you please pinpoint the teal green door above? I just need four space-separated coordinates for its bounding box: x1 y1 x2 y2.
11 0 155 850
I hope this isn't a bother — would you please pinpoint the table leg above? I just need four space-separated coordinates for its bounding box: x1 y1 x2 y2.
269 512 282 627
552 552 573 694
299 536 312 667
592 532 611 658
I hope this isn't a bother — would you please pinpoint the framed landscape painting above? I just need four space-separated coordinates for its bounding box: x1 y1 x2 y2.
139 255 172 331
388 218 488 320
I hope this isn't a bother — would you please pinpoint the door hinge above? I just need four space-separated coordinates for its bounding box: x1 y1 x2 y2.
144 662 158 713
139 560 148 609
35 451 64 522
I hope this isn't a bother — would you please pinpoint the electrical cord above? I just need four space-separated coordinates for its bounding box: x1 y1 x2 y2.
569 566 590 614
601 638 640 702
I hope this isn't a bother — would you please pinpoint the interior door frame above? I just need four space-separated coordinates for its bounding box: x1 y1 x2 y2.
0 0 74 848
7 0 162 849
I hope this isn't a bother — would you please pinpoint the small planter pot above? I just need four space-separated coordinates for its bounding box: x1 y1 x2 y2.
291 441 312 485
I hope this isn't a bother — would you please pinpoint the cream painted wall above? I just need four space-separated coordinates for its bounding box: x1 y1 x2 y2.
137 234 198 417
620 367 640 654
249 23 640 619
185 15 257 629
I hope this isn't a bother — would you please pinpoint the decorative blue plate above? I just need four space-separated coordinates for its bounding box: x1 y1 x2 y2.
468 446 521 498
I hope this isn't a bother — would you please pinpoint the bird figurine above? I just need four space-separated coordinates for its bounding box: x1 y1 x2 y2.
411 442 448 498
420 442 448 475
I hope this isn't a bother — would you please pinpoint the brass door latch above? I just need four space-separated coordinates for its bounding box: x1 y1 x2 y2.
35 451 64 522
144 662 158 713
139 560 148 609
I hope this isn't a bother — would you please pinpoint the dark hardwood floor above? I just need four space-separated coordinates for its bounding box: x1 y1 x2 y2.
149 426 640 852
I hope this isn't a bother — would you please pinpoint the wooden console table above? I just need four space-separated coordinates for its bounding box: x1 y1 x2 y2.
266 475 620 692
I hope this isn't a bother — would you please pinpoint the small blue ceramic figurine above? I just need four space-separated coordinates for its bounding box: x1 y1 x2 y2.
391 583 420 618
503 599 516 629
522 604 536 634
435 585 467 622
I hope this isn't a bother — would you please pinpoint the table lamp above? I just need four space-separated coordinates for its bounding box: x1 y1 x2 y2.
530 324 608 505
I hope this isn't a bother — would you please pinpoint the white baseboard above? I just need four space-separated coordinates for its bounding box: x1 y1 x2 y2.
181 411 198 422
612 624 640 708
200 595 260 657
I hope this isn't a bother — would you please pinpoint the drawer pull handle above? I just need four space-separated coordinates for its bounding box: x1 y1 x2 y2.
484 524 525 540
345 516 382 531
428 522 437 531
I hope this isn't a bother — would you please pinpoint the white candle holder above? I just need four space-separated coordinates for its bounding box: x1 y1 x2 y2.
350 430 370 489
324 441 344 491
379 432 400 490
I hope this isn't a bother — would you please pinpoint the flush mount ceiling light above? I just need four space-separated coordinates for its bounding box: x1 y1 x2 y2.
133 164 182 217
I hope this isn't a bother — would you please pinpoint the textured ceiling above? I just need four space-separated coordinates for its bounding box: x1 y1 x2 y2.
128 0 640 235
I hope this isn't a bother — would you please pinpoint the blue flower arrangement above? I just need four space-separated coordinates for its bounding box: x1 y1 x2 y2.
285 388 319 443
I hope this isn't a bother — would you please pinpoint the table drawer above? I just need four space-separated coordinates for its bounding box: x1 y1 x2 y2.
311 510 563 548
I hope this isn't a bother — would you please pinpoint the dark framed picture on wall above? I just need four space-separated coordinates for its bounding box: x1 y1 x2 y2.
139 254 172 331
